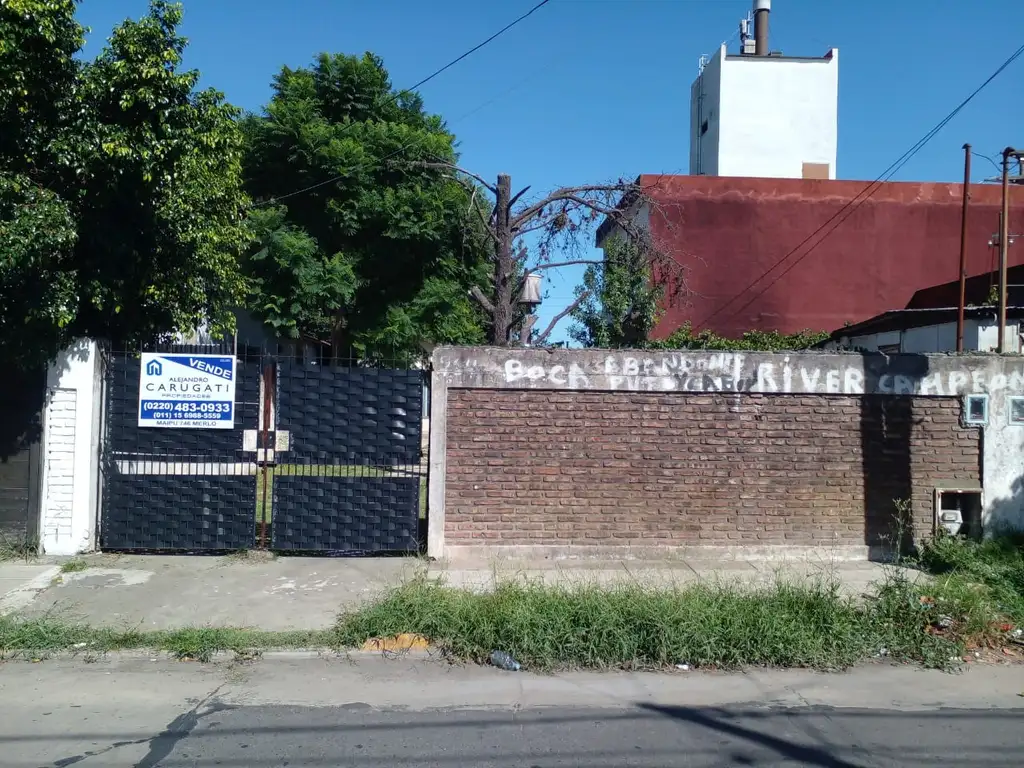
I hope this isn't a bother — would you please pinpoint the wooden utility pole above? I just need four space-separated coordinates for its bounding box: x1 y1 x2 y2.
493 174 514 345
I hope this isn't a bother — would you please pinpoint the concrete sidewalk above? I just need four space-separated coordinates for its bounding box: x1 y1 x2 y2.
8 553 894 631
0 562 60 616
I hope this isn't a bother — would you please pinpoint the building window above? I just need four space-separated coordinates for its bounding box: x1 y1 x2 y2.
963 394 989 427
1009 396 1024 425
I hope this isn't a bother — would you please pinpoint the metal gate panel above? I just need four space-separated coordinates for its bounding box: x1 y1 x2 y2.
100 348 262 552
270 360 425 554
275 362 423 464
271 476 420 553
101 475 256 550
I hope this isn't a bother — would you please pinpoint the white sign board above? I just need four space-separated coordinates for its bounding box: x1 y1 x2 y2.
138 353 236 429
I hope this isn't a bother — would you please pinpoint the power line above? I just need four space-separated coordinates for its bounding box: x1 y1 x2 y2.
255 0 552 207
696 41 1024 331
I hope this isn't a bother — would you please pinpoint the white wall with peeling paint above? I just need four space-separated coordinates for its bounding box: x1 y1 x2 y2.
40 340 103 555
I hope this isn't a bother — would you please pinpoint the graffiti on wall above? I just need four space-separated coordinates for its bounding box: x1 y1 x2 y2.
502 353 1024 396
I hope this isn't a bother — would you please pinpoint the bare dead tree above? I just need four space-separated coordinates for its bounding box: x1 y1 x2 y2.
421 162 683 346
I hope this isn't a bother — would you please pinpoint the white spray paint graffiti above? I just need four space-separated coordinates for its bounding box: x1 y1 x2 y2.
502 354 1024 396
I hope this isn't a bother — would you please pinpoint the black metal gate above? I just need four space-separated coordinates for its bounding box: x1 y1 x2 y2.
99 344 426 555
99 344 262 551
269 358 425 554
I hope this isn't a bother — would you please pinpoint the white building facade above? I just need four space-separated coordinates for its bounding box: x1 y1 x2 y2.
689 41 838 179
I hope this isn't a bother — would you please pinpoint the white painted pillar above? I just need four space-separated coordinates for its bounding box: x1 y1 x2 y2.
39 339 103 555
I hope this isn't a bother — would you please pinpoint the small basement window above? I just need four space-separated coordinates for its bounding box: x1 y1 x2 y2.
935 489 982 540
963 394 989 427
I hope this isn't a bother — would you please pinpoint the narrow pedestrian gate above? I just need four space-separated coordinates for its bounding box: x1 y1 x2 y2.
100 346 425 554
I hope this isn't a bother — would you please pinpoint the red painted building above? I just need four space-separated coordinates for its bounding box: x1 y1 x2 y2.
617 175 1024 339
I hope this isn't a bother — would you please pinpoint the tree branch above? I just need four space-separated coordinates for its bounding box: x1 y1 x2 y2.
468 286 495 314
467 186 499 245
510 183 633 229
534 291 590 346
530 259 604 271
508 185 531 209
414 160 496 193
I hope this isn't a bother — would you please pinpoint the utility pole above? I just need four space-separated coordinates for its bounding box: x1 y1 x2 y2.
493 174 514 345
956 144 971 353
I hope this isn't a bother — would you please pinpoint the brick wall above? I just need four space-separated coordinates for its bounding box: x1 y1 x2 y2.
444 390 981 549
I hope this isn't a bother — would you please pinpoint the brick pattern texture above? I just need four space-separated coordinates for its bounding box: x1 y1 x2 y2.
444 390 981 548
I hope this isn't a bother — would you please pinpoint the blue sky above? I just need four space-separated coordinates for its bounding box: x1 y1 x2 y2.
77 0 1024 343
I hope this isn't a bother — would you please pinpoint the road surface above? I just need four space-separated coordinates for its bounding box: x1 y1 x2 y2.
1 654 1021 767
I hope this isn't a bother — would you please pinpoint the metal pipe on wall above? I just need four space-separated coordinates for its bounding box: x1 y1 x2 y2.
998 148 1013 352
753 0 770 56
956 144 972 353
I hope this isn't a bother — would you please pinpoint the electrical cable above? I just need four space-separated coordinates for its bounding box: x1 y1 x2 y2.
254 0 552 207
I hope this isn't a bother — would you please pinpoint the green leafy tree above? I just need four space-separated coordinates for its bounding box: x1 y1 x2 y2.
0 0 250 368
241 53 489 356
569 237 661 348
651 324 828 351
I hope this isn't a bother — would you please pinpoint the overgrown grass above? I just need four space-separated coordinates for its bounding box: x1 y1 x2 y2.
333 568 984 671
59 559 89 574
916 532 1024 626
0 615 332 662
335 576 875 670
4 535 1021 671
0 533 39 562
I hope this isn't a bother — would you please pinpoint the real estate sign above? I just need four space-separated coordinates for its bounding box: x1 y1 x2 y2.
137 353 236 429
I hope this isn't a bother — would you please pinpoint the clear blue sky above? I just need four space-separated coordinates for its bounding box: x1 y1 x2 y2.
77 0 1024 343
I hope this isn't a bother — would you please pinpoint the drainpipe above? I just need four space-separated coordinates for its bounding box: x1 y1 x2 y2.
998 147 1013 352
956 144 971 353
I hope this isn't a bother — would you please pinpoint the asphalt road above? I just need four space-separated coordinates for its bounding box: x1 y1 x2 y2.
2 656 1022 767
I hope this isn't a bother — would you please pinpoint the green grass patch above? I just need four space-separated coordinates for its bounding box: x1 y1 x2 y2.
0 615 333 661
0 532 38 562
333 570 970 671
916 532 1024 626
59 558 89 574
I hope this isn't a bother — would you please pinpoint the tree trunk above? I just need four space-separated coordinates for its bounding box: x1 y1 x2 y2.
492 174 515 345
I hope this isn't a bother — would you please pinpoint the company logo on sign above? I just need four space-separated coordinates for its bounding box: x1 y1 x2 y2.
138 353 237 430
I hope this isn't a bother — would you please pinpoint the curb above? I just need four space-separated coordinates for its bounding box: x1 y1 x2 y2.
0 647 440 663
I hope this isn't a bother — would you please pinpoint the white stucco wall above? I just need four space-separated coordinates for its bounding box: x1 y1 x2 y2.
982 387 1024 533
40 339 103 555
689 49 723 176
690 44 838 179
841 320 1020 354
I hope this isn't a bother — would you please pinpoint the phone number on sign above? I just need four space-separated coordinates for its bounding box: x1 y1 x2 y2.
142 401 231 414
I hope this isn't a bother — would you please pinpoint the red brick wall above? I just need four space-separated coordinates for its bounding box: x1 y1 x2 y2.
444 389 981 549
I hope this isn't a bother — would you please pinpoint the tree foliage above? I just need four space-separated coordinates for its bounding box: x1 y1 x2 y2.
241 52 489 356
0 0 250 368
651 324 829 351
569 237 661 348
